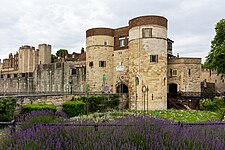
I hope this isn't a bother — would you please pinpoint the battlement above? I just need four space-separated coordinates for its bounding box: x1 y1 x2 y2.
168 57 201 64
86 28 114 37
38 43 51 47
129 15 168 29
19 45 35 50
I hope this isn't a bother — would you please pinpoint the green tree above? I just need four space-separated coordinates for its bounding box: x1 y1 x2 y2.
56 49 68 57
51 54 57 63
205 19 225 74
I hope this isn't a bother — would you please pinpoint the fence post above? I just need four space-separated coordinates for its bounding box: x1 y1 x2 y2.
11 120 16 134
94 125 98 131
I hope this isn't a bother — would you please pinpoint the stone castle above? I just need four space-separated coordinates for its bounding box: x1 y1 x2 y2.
0 15 225 110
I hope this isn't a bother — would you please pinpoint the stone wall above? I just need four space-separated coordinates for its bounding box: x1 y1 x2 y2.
0 73 33 93
14 95 74 116
168 57 201 92
128 17 168 110
34 61 86 93
201 69 225 92
113 49 129 93
86 33 114 92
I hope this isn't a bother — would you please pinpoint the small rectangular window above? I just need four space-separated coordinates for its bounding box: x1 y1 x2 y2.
89 61 93 67
172 70 178 76
7 74 10 78
1 74 3 78
14 74 18 78
150 55 158 62
22 73 26 77
72 69 77 75
99 61 106 67
29 73 33 77
142 28 152 38
119 37 125 47
188 69 191 76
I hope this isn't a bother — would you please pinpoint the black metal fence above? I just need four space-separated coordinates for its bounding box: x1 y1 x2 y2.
168 92 223 99
1 120 225 135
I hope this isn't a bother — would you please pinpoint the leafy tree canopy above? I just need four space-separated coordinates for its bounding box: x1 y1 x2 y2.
205 19 225 74
56 49 68 57
51 54 57 63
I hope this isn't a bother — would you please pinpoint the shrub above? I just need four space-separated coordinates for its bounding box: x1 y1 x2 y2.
80 95 120 112
107 94 120 109
0 97 17 122
200 97 225 112
62 100 85 117
21 104 57 114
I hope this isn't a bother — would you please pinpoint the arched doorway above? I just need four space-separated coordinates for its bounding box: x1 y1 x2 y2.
169 83 177 97
116 83 128 93
116 83 129 109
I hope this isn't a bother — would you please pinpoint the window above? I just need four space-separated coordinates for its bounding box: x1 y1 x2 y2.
119 37 125 47
99 61 106 67
7 74 10 78
72 69 77 75
188 69 191 76
22 73 26 77
142 28 152 38
104 40 108 46
14 74 18 78
89 61 93 67
172 70 178 76
0 75 3 78
29 73 33 77
150 55 158 62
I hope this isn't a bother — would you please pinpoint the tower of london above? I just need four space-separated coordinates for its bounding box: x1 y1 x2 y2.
0 15 225 110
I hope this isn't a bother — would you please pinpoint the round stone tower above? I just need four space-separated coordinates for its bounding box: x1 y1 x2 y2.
128 15 168 110
86 28 114 92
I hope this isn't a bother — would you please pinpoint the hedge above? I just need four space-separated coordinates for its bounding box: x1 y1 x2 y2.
62 101 85 117
0 97 17 122
79 95 120 113
21 104 57 114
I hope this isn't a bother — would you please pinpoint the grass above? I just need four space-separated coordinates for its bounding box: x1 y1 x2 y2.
135 109 223 123
71 109 223 123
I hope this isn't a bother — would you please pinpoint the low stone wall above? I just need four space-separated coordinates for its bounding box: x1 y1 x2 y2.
13 94 126 118
14 95 74 117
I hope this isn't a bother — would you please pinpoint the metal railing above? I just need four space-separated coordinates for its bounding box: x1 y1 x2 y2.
168 92 222 99
1 120 225 135
0 91 118 98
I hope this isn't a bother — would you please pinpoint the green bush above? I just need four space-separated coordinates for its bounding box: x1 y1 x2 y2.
0 97 17 122
62 101 85 117
107 94 120 109
21 104 57 114
200 97 225 113
80 95 120 112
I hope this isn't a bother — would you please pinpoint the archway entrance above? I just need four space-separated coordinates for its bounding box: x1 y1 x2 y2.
116 84 128 93
169 83 177 97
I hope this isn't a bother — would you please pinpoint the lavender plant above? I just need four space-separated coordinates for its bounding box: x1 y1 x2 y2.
1 115 224 149
17 110 67 130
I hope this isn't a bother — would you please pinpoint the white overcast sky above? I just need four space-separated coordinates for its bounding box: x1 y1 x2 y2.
0 0 224 62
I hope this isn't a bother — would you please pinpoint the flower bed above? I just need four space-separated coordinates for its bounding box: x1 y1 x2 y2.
1 115 225 149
